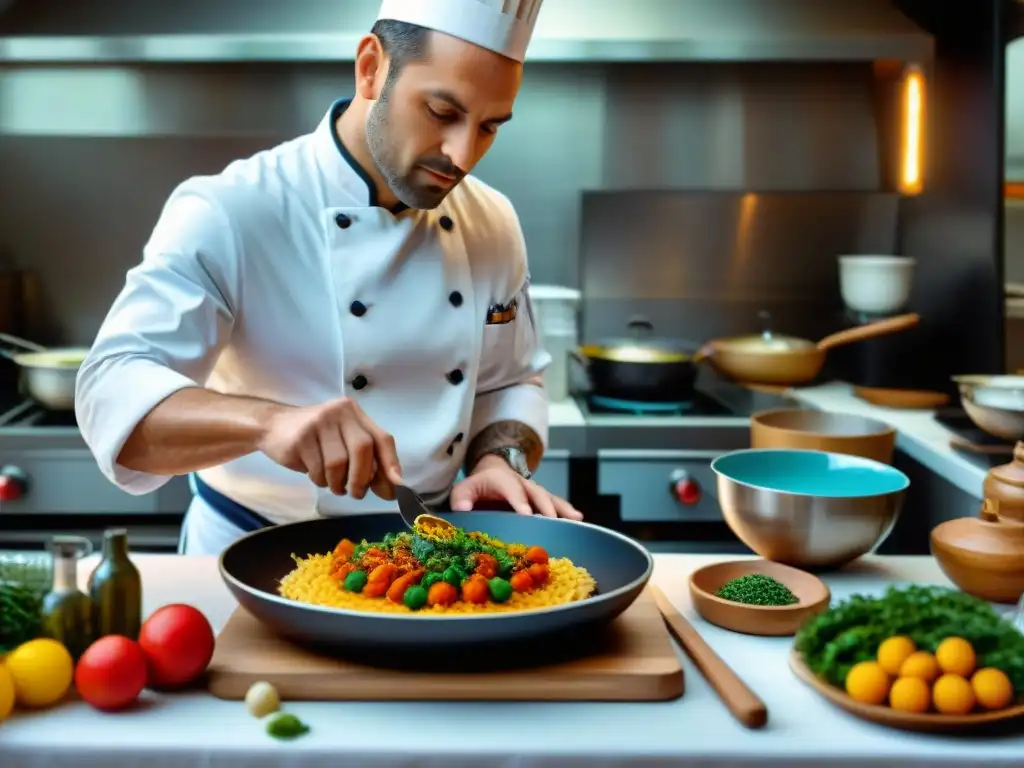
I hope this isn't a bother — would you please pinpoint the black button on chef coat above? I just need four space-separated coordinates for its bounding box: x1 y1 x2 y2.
335 213 352 229
352 374 368 391
439 215 454 232
350 300 367 317
446 431 465 456
448 291 463 308
446 369 464 386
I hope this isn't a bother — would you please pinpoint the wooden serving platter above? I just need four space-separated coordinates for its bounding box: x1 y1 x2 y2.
207 588 685 702
790 648 1024 733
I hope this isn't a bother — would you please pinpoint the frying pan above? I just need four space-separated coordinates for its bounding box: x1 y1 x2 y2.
219 512 652 653
0 333 89 410
699 313 919 386
577 317 701 402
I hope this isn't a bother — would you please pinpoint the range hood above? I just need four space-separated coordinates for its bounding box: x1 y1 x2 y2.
0 0 933 64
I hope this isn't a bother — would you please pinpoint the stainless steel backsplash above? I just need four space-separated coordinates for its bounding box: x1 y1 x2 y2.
579 191 900 345
0 61 882 344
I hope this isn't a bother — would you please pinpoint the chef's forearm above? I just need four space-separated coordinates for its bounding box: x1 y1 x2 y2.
465 420 544 473
117 387 282 475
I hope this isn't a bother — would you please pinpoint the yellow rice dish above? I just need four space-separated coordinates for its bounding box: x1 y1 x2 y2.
278 514 597 615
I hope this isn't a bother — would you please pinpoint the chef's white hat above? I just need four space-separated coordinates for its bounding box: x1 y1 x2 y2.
375 0 544 63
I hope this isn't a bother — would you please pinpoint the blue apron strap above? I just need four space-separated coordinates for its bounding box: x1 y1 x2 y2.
192 474 276 533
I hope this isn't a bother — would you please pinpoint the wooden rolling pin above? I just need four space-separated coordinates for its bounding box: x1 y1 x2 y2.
650 585 768 729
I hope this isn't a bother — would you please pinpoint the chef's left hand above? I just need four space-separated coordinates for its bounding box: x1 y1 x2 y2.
449 455 584 520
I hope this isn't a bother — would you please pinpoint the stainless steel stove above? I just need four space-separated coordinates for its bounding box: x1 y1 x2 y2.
0 398 189 553
567 378 799 551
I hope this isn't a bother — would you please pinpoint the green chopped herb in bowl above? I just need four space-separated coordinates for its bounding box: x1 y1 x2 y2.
715 573 798 607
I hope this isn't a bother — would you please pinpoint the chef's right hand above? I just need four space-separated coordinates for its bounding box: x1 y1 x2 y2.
257 397 403 501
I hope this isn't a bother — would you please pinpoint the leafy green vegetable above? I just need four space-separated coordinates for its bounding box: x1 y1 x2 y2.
715 574 798 606
266 712 311 740
795 585 1024 692
0 558 50 654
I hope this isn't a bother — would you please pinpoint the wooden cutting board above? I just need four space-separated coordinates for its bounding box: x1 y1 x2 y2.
207 588 685 701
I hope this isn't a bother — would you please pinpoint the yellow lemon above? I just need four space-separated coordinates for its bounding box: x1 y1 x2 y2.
3 638 74 708
889 676 932 713
0 663 15 721
899 650 941 683
845 660 891 706
932 673 976 715
971 668 1015 711
935 637 976 678
877 636 917 676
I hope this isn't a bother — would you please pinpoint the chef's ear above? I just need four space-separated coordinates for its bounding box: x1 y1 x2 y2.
354 34 388 100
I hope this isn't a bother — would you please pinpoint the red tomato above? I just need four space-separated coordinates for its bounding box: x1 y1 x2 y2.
138 604 215 689
75 635 148 711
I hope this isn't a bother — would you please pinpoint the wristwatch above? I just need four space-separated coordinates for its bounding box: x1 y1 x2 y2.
482 446 532 480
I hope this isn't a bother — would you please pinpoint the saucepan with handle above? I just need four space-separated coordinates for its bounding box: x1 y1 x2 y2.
697 312 920 386
0 333 91 410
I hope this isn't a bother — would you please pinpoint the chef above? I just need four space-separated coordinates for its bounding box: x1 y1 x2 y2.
75 0 582 556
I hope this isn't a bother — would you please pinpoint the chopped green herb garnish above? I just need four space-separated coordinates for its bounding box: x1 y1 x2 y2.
715 574 798 607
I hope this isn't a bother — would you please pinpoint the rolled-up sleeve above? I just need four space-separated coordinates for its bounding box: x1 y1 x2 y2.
75 184 239 494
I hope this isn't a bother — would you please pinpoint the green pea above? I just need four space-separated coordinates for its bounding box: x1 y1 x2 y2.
403 585 428 610
488 577 513 603
422 572 443 589
442 567 464 587
343 570 368 593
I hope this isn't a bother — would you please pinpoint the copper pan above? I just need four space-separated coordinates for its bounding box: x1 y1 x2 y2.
698 313 920 386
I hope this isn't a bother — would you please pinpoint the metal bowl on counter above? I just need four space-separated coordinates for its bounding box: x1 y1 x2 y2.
750 409 897 465
711 448 909 570
952 375 1024 441
219 512 653 653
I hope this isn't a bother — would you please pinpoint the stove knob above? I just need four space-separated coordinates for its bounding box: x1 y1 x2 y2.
0 465 28 503
669 469 702 505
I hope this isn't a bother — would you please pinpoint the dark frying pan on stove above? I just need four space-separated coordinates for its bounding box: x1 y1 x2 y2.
577 317 702 404
219 512 652 657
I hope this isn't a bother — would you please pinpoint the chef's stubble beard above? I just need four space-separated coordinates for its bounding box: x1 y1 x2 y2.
366 89 449 210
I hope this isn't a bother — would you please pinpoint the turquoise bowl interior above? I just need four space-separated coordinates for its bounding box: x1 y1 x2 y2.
710 448 909 498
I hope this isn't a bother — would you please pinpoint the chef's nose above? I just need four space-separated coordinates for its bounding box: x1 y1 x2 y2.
442 130 476 175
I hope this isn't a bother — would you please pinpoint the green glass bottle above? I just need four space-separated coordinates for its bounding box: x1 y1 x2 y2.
40 535 94 660
88 528 142 640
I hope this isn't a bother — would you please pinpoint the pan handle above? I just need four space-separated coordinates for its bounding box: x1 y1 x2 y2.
815 313 920 352
0 332 47 355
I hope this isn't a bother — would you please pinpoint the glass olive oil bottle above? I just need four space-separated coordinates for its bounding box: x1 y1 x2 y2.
40 535 94 660
88 528 142 640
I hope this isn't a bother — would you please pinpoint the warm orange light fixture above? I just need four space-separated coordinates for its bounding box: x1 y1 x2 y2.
898 65 925 196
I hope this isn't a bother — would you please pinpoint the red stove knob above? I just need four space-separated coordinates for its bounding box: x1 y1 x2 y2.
669 469 702 505
0 465 28 503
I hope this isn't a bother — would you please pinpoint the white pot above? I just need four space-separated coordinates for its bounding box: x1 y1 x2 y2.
838 255 916 314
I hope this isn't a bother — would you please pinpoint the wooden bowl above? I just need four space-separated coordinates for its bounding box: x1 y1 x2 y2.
790 649 1024 732
929 515 1024 604
750 408 896 465
688 560 831 636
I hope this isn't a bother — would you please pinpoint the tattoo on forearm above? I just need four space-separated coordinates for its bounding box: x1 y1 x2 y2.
465 420 543 473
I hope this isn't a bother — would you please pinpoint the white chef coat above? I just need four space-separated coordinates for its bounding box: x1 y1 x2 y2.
75 98 551 553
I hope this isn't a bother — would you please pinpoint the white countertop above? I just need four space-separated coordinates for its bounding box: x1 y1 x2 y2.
2 553 1021 768
790 382 987 499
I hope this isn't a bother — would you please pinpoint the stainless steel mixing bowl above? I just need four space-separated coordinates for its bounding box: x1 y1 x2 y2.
711 448 909 570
